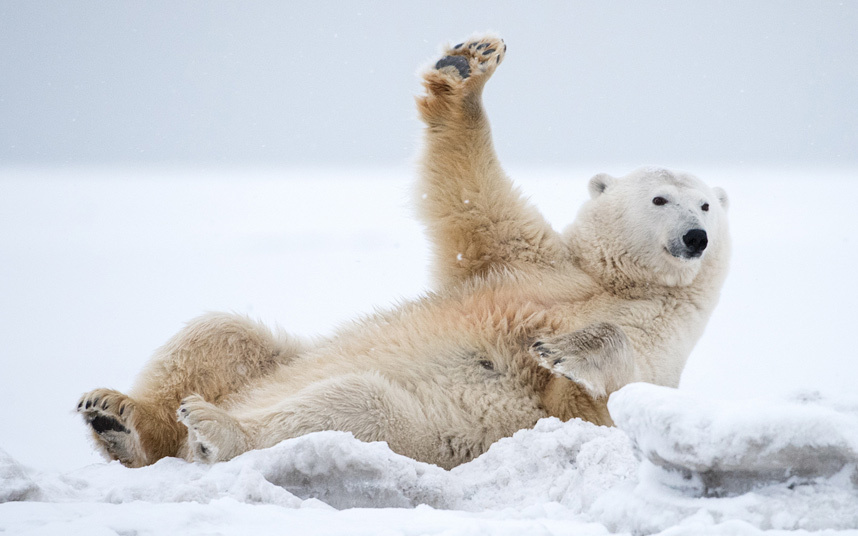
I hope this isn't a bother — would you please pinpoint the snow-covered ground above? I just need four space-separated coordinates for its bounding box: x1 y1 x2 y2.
1 166 857 534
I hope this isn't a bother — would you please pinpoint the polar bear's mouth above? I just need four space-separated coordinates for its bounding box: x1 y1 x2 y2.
665 246 690 260
667 247 702 261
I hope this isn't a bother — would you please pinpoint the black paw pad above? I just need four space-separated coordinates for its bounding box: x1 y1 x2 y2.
90 415 129 434
435 55 470 79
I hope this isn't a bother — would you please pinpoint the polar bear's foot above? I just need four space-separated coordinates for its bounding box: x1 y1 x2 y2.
178 394 249 464
530 323 637 398
77 388 146 467
419 34 505 121
432 34 505 82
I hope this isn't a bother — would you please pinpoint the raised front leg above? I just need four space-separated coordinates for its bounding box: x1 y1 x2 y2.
416 35 566 288
530 322 638 398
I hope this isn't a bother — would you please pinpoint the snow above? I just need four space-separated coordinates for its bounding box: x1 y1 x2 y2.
1 166 857 534
610 384 858 496
3 402 857 534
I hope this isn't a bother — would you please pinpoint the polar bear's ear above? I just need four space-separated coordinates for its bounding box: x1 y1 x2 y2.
713 187 729 211
588 173 615 199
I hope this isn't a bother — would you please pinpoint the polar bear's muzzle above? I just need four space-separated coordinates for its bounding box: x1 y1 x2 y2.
666 228 708 259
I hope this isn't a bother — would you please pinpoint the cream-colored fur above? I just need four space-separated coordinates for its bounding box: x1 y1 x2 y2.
77 34 730 470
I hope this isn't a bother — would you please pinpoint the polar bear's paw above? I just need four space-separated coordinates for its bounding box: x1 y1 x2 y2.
419 34 505 116
433 35 505 81
530 323 636 399
77 388 144 466
178 394 248 464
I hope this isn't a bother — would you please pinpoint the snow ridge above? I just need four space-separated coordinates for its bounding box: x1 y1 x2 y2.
3 385 858 534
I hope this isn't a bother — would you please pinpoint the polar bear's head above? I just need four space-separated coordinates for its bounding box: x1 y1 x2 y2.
568 167 730 289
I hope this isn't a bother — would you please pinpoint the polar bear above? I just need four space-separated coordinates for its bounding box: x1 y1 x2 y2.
76 34 730 470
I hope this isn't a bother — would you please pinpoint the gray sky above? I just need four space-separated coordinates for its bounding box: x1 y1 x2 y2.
1 1 856 168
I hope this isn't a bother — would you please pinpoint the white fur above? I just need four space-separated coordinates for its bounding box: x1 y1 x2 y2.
566 167 731 384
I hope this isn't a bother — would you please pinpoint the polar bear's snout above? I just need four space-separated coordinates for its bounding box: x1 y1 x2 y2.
681 229 708 258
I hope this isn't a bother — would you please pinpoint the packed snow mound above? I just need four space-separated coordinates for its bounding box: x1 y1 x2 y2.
609 383 858 496
453 417 636 511
3 385 858 534
0 449 39 503
0 420 636 511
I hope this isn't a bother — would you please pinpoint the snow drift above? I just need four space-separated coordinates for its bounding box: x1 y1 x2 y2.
3 384 857 534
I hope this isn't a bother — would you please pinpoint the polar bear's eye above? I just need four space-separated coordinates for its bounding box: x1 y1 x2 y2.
701 203 710 212
652 196 668 206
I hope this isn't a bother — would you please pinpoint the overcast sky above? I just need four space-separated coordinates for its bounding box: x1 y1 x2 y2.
1 1 856 168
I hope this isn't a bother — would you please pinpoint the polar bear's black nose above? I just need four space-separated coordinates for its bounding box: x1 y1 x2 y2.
682 229 708 256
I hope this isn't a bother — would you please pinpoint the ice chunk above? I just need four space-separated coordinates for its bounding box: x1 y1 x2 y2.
608 383 858 496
